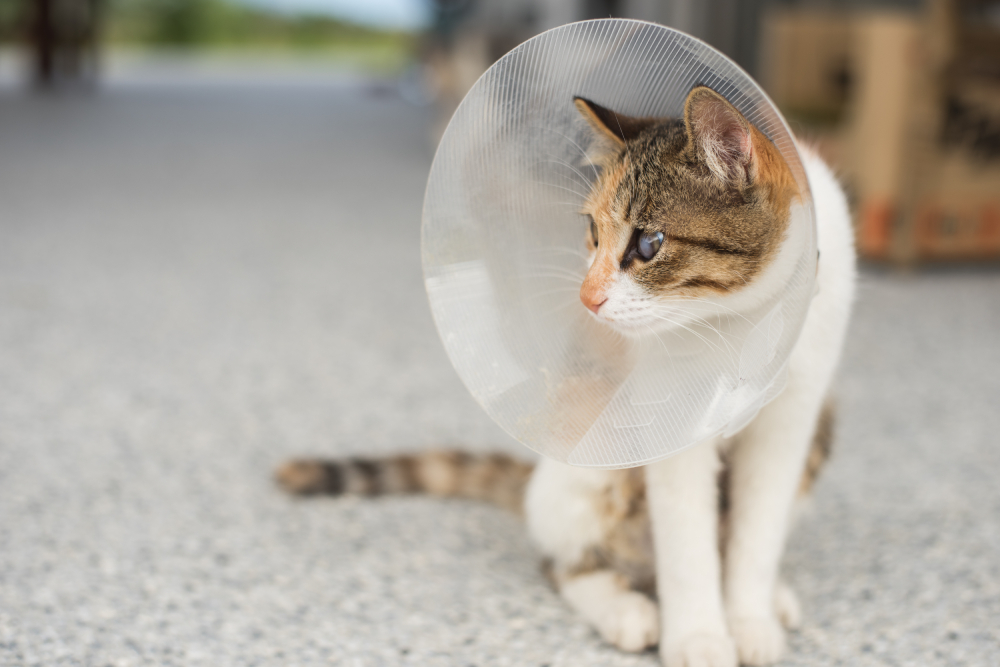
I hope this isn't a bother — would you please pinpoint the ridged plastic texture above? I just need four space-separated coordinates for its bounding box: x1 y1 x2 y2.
422 19 817 468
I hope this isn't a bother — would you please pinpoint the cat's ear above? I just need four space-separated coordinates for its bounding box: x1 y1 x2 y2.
683 86 755 185
574 97 659 148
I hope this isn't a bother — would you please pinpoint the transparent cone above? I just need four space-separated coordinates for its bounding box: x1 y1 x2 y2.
422 19 817 468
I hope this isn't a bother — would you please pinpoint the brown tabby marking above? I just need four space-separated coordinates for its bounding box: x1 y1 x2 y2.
276 451 533 514
575 86 800 298
556 400 835 595
799 400 834 495
569 467 657 596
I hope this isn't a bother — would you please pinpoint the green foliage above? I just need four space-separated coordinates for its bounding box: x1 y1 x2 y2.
106 0 416 63
148 0 222 45
0 1 22 42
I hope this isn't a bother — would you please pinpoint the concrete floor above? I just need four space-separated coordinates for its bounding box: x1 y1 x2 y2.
1 74 998 667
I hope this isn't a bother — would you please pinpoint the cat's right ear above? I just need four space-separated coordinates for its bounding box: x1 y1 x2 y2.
683 86 754 186
574 97 659 149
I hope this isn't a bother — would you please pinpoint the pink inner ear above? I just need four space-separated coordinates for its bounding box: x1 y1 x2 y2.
695 102 753 182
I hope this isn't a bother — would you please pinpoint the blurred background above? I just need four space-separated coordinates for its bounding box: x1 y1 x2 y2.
1 1 998 666
3 0 998 260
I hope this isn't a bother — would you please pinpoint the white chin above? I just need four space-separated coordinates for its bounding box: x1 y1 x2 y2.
592 313 657 336
595 310 700 337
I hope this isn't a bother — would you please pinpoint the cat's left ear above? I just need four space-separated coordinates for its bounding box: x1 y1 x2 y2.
683 86 755 186
574 97 660 148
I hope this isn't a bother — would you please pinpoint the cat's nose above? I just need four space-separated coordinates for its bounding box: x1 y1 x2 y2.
580 285 607 314
583 296 607 314
580 260 611 314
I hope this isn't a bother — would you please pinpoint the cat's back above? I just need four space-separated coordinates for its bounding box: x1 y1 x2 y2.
802 147 856 311
791 146 856 380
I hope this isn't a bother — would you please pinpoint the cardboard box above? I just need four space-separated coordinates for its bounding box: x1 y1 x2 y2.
848 6 1000 261
846 13 923 259
762 2 1000 262
759 9 853 123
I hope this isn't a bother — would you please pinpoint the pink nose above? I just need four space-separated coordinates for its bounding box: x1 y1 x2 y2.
580 257 610 315
580 290 607 314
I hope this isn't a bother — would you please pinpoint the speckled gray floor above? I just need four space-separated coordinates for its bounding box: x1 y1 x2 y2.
1 75 998 667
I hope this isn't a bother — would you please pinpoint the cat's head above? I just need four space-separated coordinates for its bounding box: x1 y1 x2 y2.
574 85 800 335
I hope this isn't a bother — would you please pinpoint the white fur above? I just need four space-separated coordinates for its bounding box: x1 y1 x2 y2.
525 149 855 666
560 570 660 652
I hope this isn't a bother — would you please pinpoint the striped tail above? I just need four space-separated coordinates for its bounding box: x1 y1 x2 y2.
798 399 835 495
275 450 534 514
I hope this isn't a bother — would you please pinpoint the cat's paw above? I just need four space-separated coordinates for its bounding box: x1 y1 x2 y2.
729 616 786 666
773 580 802 630
660 631 737 667
595 592 660 652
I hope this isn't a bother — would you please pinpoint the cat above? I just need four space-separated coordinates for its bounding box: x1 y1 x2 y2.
277 85 856 667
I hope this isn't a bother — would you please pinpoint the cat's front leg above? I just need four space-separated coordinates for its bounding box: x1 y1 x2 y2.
724 381 825 666
526 459 660 653
646 438 737 667
559 569 660 652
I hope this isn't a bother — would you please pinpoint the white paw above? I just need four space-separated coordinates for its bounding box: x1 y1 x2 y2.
773 581 802 630
729 616 786 666
595 592 660 652
660 631 737 667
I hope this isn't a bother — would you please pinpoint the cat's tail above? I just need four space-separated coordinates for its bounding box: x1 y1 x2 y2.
798 399 835 496
275 450 534 514
277 401 834 513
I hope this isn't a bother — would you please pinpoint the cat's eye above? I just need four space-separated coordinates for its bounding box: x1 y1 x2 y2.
587 215 598 247
637 231 664 260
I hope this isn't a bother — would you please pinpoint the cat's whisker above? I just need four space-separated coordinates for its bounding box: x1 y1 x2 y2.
526 179 589 200
659 320 729 357
609 111 633 164
547 201 592 209
660 311 742 357
644 324 672 355
665 312 728 340
526 246 591 261
539 157 595 192
664 297 755 325
526 263 586 277
527 274 585 284
527 263 587 279
686 319 741 357
648 313 734 357
610 327 630 353
529 287 583 300
543 128 601 181
543 247 591 261
660 307 730 334
543 300 587 319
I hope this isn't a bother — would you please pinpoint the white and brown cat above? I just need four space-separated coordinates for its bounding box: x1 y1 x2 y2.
277 85 856 667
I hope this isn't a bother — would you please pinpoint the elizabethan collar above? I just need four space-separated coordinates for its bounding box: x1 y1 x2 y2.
422 19 818 468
